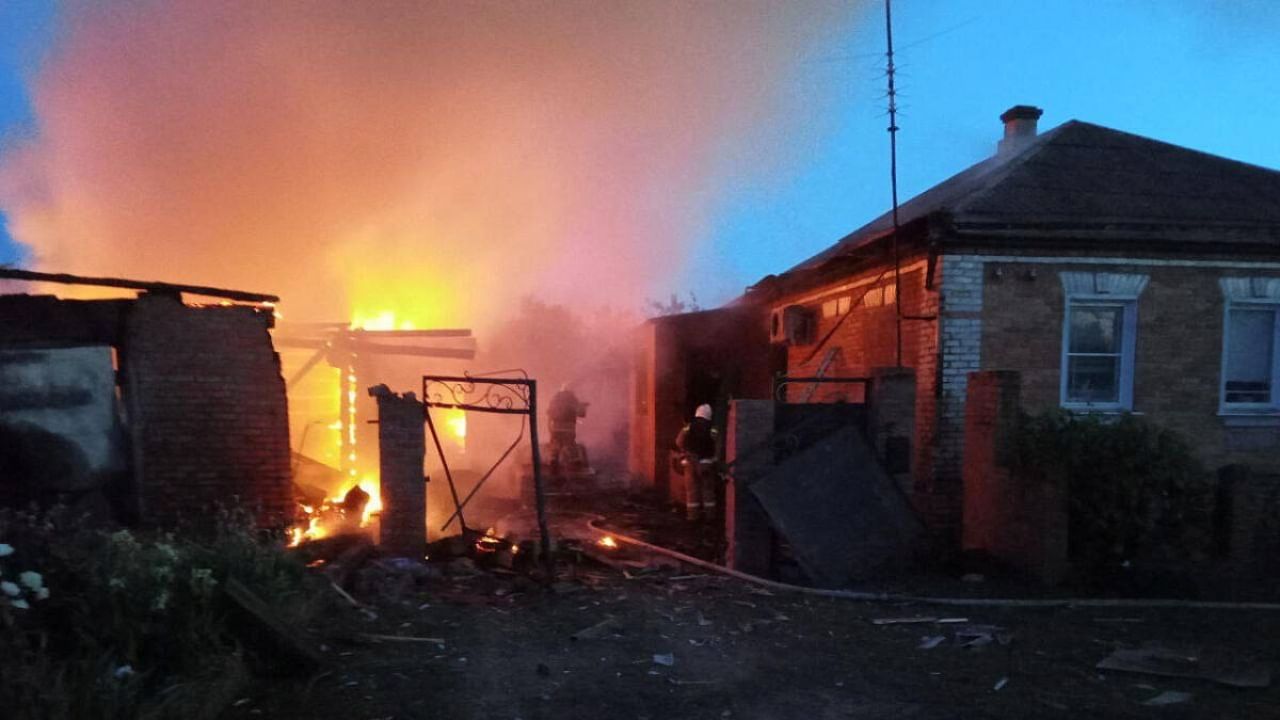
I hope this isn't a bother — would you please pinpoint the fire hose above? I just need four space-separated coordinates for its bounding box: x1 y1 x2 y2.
582 516 1280 611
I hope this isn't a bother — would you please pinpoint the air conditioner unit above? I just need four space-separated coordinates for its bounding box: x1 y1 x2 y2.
769 305 814 345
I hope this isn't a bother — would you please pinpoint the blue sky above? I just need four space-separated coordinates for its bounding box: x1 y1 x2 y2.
1 1 1277 301
0 0 54 264
679 0 1280 298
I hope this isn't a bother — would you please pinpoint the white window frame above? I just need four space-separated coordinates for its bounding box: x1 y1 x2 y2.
1059 272 1148 412
1219 277 1280 415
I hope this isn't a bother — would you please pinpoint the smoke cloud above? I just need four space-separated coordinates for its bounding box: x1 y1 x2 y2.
0 0 858 326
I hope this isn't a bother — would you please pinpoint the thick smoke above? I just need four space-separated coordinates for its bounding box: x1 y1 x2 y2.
0 0 857 324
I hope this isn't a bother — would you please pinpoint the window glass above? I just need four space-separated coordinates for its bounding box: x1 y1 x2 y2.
1225 307 1275 404
1065 305 1124 404
1067 355 1120 403
1069 307 1121 354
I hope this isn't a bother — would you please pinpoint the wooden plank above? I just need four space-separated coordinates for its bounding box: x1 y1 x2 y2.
348 341 476 359
276 323 472 338
348 329 472 339
325 537 377 590
222 578 324 674
275 336 476 359
0 268 279 303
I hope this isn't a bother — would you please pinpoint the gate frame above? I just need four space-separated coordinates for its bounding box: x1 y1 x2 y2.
422 373 553 576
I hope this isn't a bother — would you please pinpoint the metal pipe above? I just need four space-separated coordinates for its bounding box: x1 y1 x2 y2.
439 416 526 532
584 517 1280 611
529 381 554 580
424 404 467 533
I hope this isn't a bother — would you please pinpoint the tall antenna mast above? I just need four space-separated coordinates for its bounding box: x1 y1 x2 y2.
885 0 903 368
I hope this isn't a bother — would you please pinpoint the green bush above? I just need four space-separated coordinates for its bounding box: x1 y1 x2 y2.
1012 411 1213 579
0 506 314 720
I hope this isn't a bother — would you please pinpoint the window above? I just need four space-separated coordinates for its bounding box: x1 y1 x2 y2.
1059 272 1148 411
822 296 852 318
1063 303 1135 407
1220 278 1280 413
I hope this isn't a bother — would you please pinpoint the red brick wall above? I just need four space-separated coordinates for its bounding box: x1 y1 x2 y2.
775 259 949 529
782 264 931 399
122 294 293 529
628 323 659 490
980 261 1280 474
628 307 772 499
961 370 1067 583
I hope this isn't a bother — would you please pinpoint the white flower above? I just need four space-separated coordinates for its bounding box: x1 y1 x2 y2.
0 543 13 557
0 581 19 597
155 543 180 563
35 587 49 601
10 598 29 610
18 571 43 591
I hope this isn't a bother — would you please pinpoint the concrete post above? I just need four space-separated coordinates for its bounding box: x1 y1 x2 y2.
869 367 916 496
725 399 775 577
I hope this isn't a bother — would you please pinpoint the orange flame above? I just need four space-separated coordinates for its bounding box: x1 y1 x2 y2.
444 408 467 441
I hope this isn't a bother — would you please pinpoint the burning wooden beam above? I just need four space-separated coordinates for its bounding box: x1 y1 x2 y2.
274 336 477 360
277 322 472 338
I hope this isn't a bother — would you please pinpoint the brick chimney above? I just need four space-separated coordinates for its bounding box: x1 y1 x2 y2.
997 105 1043 157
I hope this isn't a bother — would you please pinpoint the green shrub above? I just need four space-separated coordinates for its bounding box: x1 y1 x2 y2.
1012 411 1213 579
0 506 314 720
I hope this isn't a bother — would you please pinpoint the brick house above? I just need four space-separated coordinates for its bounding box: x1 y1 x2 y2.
631 105 1280 556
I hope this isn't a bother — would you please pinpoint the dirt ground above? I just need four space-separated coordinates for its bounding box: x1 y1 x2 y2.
226 496 1280 720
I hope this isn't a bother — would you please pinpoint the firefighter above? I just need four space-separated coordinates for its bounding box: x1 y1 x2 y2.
674 403 720 521
547 383 588 475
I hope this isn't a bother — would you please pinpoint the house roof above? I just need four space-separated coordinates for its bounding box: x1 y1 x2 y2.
788 119 1280 274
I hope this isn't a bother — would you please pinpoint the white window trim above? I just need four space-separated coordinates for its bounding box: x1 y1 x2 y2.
1059 272 1148 412
1219 277 1280 416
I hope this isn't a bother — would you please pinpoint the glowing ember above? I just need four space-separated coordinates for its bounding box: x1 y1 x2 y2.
474 527 517 555
285 479 382 547
597 535 618 549
358 478 383 526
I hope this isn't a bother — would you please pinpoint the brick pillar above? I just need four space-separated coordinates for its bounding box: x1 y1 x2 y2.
870 367 916 496
725 399 774 576
962 371 1066 584
371 386 426 557
1221 465 1280 578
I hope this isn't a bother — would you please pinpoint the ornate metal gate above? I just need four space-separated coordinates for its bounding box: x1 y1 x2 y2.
421 372 553 575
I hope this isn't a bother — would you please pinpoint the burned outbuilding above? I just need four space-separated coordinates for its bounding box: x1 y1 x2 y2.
0 270 292 529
